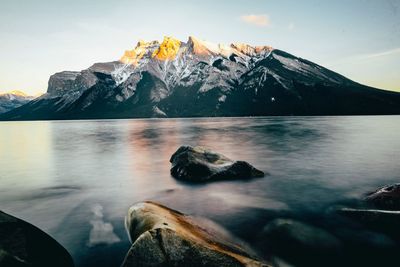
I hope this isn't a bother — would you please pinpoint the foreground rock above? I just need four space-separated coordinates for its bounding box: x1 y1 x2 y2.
170 146 265 182
0 211 74 267
365 183 400 210
260 219 341 266
122 201 270 267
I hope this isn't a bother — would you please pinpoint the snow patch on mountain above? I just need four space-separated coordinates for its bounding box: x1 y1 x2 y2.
111 63 135 85
272 53 341 83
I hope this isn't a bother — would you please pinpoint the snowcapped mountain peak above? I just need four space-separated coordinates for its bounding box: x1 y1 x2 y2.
120 40 159 65
120 36 274 66
136 39 159 47
0 90 29 97
0 90 36 102
3 35 400 120
186 36 241 58
186 36 217 56
231 43 273 57
0 90 35 114
152 36 181 60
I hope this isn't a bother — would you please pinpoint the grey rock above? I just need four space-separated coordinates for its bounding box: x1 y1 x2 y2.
0 211 74 267
365 183 400 210
170 146 265 182
47 71 81 96
122 201 270 267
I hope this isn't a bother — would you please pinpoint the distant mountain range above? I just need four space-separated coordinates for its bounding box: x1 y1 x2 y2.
1 36 400 120
0 90 35 114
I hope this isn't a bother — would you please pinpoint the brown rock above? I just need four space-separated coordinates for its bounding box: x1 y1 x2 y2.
122 201 270 267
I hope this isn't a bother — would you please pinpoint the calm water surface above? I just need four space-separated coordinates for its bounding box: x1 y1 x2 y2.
1 116 400 266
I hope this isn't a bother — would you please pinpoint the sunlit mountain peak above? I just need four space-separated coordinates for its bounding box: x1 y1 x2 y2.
152 36 181 60
119 36 274 65
0 90 29 97
120 40 160 65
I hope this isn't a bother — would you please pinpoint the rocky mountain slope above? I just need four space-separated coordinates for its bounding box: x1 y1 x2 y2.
1 36 400 120
0 90 35 114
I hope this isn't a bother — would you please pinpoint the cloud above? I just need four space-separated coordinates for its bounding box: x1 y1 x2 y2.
288 23 295 31
327 47 400 68
240 14 270 27
88 204 120 247
361 47 400 59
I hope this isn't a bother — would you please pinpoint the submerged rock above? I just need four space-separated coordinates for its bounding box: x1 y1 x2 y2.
333 184 400 238
365 183 400 210
122 201 270 267
0 211 74 267
337 208 400 235
260 219 341 266
170 146 265 182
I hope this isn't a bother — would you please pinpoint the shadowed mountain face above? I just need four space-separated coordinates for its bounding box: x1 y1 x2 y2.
1 36 400 120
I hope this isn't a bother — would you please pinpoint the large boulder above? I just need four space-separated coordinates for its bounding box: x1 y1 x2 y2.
122 201 270 267
365 183 400 210
0 211 74 267
169 146 265 182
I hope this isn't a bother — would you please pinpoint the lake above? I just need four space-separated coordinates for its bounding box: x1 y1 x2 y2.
1 116 400 266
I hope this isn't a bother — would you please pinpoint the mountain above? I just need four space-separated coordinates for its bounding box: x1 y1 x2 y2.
0 90 36 114
1 36 400 120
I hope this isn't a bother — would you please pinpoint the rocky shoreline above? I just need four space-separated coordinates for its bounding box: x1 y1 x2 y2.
2 147 400 267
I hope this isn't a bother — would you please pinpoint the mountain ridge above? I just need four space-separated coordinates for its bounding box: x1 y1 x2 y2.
0 91 36 114
1 36 400 120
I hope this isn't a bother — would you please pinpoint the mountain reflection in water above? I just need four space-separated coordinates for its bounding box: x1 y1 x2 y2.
1 116 400 266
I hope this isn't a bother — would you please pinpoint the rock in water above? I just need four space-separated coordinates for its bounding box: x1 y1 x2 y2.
122 201 270 267
0 211 74 267
365 183 400 210
169 146 265 182
337 208 400 236
260 219 341 266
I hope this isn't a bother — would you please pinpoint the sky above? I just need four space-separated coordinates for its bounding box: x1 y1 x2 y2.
0 0 399 95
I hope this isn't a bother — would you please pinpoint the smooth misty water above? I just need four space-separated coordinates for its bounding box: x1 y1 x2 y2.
1 116 400 266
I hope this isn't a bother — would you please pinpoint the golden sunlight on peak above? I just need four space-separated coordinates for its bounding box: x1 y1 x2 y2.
10 90 28 96
152 36 181 61
0 90 28 96
231 43 274 56
120 48 147 65
187 36 216 56
120 40 160 65
119 36 275 65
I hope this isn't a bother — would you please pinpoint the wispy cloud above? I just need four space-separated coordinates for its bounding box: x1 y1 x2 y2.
240 14 270 27
324 47 400 69
288 23 295 31
361 47 400 59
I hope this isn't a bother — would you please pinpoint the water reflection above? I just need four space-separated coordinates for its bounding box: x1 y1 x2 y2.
0 121 54 190
88 204 121 247
0 116 400 266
